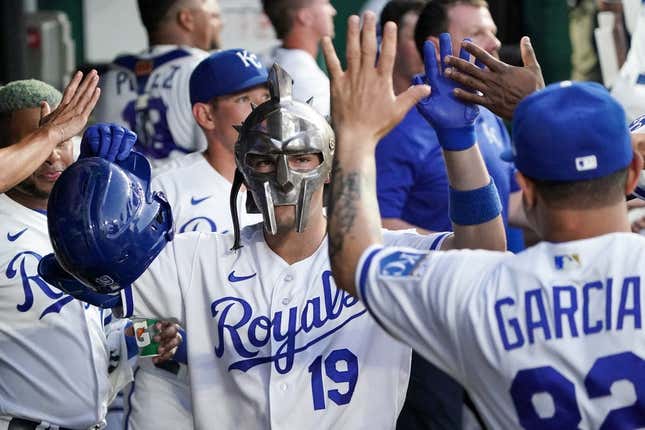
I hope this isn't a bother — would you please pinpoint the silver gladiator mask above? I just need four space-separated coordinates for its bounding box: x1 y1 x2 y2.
230 63 335 249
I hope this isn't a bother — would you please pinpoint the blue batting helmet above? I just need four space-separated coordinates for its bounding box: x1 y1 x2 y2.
40 152 173 294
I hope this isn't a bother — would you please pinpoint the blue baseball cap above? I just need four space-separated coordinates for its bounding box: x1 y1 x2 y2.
189 49 269 105
503 81 633 181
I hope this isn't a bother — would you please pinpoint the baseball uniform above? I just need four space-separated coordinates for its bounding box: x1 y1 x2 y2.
94 46 209 168
357 232 645 428
125 152 262 429
0 193 132 429
270 48 330 117
120 225 451 429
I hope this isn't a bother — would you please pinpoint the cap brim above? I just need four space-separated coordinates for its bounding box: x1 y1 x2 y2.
500 148 515 162
230 75 269 96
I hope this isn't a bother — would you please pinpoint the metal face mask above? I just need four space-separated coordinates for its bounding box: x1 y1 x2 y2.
230 64 335 248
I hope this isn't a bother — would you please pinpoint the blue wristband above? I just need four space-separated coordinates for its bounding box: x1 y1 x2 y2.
449 178 502 225
435 125 476 151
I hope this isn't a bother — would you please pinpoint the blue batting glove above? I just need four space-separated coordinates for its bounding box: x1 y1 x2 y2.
415 34 479 151
80 123 137 162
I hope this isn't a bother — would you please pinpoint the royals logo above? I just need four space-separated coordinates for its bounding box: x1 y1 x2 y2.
7 251 75 319
210 270 366 374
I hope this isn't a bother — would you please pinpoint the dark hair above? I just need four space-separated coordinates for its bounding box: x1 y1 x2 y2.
263 0 311 39
380 0 427 34
530 168 629 209
137 0 177 35
414 0 488 56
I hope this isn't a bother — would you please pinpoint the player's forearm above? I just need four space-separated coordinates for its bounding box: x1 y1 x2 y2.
328 131 384 297
0 126 61 193
442 146 507 251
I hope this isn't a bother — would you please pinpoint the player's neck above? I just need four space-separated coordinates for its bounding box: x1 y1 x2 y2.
5 189 47 212
148 30 194 49
264 213 327 265
203 146 236 183
282 30 319 58
539 203 631 242
392 71 414 96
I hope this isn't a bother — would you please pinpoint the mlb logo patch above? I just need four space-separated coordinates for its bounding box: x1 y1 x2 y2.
575 155 597 172
379 251 428 277
554 254 581 270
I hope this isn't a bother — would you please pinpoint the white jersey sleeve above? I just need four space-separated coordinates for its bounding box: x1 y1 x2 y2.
356 245 508 380
121 233 202 323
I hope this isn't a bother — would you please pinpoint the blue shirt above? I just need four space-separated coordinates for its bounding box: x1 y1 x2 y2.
376 107 524 251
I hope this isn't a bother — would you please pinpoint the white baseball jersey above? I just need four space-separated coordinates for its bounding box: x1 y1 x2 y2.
0 194 131 428
120 225 450 429
358 232 645 429
270 48 330 117
125 153 261 429
611 2 645 122
94 45 209 169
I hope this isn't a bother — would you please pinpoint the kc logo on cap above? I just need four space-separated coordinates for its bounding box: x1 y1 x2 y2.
236 50 263 69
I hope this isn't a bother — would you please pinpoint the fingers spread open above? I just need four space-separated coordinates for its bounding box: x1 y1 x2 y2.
463 41 503 72
322 37 343 79
398 84 431 117
423 41 439 89
453 87 487 105
438 33 453 72
61 71 83 106
345 15 361 75
445 66 487 92
360 11 378 70
378 21 397 76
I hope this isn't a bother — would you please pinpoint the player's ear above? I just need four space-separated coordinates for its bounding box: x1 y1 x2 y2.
177 7 195 32
625 150 644 195
192 103 216 131
515 171 536 209
294 6 312 27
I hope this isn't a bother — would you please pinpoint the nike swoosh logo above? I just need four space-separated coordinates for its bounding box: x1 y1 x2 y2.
7 228 28 242
191 196 212 205
228 271 257 283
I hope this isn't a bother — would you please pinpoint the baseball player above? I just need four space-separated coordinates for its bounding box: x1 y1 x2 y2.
0 81 134 430
94 0 221 168
125 49 266 429
40 21 507 428
0 70 99 193
0 81 183 430
327 14 645 430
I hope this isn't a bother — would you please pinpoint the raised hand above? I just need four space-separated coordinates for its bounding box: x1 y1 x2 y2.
39 70 101 141
415 34 479 132
80 123 137 162
321 12 430 147
444 36 545 120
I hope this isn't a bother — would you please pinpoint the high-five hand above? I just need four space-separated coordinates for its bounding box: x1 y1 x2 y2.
321 13 430 149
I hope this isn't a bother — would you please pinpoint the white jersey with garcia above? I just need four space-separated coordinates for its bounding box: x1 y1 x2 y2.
0 194 129 428
94 45 209 168
358 232 645 429
120 225 450 429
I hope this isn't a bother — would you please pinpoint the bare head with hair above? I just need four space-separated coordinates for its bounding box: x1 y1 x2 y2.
414 0 499 60
137 0 222 50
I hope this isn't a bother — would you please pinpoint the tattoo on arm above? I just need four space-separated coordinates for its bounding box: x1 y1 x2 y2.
328 157 361 259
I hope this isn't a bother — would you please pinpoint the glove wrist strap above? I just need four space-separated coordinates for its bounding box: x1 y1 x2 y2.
436 125 476 151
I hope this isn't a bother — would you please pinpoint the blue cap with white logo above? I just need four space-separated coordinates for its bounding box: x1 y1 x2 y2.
503 81 632 181
189 49 269 105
